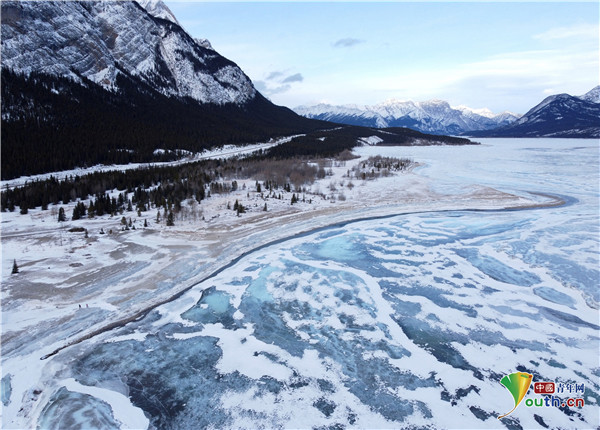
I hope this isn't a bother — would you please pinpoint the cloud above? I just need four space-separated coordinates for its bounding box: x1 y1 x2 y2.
534 23 599 41
266 71 284 81
255 80 292 96
333 38 364 48
256 71 304 97
267 84 292 95
281 73 304 83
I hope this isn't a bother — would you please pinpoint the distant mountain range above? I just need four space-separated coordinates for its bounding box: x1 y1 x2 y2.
0 0 327 179
294 100 520 136
295 86 600 138
469 87 600 138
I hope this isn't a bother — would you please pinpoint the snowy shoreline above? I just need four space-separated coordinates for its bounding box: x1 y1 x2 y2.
40 190 564 362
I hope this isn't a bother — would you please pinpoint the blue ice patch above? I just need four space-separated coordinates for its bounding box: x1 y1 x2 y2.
37 387 121 430
455 248 541 287
533 286 577 309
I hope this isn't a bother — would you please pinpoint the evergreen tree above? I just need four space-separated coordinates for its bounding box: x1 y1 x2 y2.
20 205 28 215
72 202 84 220
58 207 66 222
166 211 174 226
236 202 246 216
11 259 19 274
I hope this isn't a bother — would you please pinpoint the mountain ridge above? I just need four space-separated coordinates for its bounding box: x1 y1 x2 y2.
294 99 520 135
469 86 600 138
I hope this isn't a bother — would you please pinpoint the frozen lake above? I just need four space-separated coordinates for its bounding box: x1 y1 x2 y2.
38 139 599 428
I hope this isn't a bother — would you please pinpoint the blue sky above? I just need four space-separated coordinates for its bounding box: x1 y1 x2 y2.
166 1 599 113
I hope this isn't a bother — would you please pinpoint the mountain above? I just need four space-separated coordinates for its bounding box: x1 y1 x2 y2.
294 99 520 135
470 86 600 138
137 0 180 25
1 0 256 105
578 85 600 104
0 0 327 179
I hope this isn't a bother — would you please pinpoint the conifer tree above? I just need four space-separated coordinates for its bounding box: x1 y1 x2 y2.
167 211 174 226
58 207 66 222
11 259 19 274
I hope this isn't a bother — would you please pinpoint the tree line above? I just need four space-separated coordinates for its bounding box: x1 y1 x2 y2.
1 153 343 215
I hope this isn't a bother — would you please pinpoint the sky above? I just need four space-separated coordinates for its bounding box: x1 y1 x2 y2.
165 1 599 114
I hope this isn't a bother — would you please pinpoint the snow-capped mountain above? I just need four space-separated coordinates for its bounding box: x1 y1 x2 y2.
0 0 326 179
138 0 180 25
471 86 600 138
578 85 600 104
294 99 520 135
1 0 255 105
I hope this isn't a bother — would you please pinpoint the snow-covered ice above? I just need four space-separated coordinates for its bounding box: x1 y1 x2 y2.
1 138 598 429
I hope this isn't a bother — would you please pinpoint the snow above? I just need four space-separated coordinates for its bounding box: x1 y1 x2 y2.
61 378 149 429
358 135 384 146
578 85 600 104
1 135 301 190
1 138 597 429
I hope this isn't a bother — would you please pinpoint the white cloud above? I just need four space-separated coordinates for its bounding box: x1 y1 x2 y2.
534 23 599 41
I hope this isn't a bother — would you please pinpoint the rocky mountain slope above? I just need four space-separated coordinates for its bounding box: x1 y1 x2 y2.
294 99 520 135
1 0 255 105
